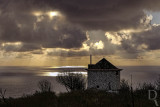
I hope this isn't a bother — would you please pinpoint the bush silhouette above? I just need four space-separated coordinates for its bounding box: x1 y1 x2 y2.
38 80 52 92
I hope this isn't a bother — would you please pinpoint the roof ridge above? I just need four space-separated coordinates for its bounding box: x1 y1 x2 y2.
95 58 118 69
96 58 108 64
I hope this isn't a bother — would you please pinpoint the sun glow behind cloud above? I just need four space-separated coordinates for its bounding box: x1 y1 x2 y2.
2 42 22 47
1 42 23 52
32 11 60 20
48 11 59 18
92 41 104 49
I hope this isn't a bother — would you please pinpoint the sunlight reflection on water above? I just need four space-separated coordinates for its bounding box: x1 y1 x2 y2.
39 71 87 77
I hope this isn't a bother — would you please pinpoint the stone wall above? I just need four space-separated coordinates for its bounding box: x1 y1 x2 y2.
87 70 120 90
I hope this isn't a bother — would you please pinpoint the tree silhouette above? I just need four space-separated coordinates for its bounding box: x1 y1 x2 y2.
56 72 86 92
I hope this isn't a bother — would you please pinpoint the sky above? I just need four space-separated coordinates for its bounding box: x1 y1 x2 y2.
0 0 160 66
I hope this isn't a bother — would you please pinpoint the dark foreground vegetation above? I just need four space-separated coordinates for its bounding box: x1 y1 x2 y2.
0 85 160 107
0 73 160 107
0 89 159 107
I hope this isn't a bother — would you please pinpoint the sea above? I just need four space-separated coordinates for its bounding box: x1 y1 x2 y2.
0 66 159 98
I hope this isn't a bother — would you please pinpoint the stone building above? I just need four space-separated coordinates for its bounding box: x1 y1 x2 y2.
86 57 122 91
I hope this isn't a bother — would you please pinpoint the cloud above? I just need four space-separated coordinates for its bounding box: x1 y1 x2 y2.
120 24 160 53
0 0 160 59
49 0 160 31
0 42 41 52
47 30 118 57
131 25 160 50
104 22 160 58
31 50 44 54
0 1 87 50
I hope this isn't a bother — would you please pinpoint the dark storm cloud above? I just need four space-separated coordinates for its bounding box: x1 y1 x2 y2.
1 0 160 31
12 0 158 31
0 0 87 50
0 0 160 56
50 0 160 31
0 43 41 52
109 24 160 58
132 25 160 50
0 14 86 49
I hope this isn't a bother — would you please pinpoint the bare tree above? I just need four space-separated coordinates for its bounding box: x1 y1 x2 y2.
0 88 6 102
38 80 52 92
56 72 86 92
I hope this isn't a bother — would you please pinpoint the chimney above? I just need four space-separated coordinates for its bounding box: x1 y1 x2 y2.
90 55 92 64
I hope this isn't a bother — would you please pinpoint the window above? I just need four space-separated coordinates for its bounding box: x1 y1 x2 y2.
108 82 111 90
116 71 118 75
97 85 99 88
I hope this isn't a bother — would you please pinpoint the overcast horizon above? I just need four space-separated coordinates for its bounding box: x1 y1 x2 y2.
0 0 160 66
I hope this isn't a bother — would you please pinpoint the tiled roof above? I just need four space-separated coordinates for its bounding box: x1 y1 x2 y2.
88 58 119 69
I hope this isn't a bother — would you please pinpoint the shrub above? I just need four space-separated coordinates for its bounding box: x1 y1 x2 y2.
119 79 130 92
155 74 160 90
38 80 52 92
0 88 6 102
